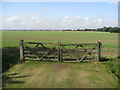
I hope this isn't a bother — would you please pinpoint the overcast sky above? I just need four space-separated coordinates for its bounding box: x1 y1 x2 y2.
1 1 119 30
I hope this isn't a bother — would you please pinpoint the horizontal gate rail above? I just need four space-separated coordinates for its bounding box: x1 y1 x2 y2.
60 43 97 46
20 40 102 62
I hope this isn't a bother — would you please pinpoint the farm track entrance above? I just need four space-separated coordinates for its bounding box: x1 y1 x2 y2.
20 40 102 62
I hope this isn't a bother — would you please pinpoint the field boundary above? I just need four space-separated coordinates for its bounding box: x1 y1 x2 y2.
20 40 102 62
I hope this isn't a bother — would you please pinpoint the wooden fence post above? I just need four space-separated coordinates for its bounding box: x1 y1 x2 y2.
97 40 102 62
20 40 25 61
58 41 62 62
58 41 60 62
60 43 62 62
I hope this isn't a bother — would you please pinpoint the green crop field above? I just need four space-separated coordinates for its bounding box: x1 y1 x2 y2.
2 31 119 88
2 31 118 57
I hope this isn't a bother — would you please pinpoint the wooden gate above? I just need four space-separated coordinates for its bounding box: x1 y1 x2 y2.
20 40 102 62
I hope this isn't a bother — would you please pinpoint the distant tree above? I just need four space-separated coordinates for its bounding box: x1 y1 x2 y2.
84 28 88 31
62 29 72 31
110 27 119 33
97 28 102 31
77 29 80 31
102 26 107 32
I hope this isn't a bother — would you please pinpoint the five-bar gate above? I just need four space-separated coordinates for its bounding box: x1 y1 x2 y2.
20 40 102 62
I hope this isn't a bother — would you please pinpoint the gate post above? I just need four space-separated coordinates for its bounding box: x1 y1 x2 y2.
58 41 62 62
20 40 25 61
97 40 102 62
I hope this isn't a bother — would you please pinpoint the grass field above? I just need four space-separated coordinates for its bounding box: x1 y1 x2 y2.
2 31 118 57
2 31 119 88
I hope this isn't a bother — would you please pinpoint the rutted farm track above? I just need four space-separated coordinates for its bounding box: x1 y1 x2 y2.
2 61 118 88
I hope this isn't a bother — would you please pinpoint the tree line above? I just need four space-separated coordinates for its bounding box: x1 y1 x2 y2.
3 26 120 33
62 27 120 33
